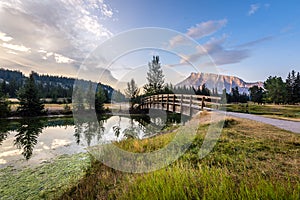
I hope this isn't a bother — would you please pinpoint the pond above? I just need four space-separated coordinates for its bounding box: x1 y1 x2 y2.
0 112 188 168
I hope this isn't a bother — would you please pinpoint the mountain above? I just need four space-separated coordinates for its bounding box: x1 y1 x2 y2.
176 72 264 94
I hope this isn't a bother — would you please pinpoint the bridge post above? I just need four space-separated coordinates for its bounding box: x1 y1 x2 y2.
201 97 205 110
161 94 163 110
180 94 183 114
167 94 169 112
189 95 193 116
173 94 176 112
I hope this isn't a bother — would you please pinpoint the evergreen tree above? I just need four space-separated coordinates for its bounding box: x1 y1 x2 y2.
221 89 228 104
86 81 96 110
144 56 165 95
125 79 139 109
73 85 85 111
295 72 300 103
231 86 240 103
17 72 44 116
95 83 107 113
0 83 10 118
286 72 293 103
264 76 286 104
249 86 264 104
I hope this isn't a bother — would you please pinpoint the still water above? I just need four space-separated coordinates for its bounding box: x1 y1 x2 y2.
0 113 185 168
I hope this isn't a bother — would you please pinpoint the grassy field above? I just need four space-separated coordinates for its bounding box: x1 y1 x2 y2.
1 113 299 199
223 103 300 121
0 153 91 200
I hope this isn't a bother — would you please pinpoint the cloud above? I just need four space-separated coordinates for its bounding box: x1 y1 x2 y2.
0 31 13 42
54 53 74 64
248 4 260 16
234 36 273 49
1 43 31 52
179 36 249 66
0 0 116 80
169 19 227 47
186 19 227 39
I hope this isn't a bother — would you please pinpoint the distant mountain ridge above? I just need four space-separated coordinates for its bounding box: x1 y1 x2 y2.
176 72 264 94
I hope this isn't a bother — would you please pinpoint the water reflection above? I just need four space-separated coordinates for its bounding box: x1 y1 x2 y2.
74 114 106 146
0 117 74 161
14 119 43 160
0 112 189 162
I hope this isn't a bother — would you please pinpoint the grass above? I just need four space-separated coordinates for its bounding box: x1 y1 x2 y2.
0 153 90 200
59 114 300 199
1 113 299 199
223 103 300 121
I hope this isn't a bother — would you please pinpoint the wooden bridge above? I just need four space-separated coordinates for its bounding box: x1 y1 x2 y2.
140 94 221 116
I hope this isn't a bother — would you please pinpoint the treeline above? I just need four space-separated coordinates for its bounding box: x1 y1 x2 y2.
248 70 300 104
0 69 126 117
0 68 125 102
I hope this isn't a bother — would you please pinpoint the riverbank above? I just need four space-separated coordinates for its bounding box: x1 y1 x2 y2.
1 112 299 199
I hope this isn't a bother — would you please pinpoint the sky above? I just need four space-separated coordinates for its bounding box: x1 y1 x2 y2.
0 0 300 88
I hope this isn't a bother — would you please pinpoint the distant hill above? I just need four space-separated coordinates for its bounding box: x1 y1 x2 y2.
0 68 123 100
176 72 264 94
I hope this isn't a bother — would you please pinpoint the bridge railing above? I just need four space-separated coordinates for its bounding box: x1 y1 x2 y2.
140 94 221 116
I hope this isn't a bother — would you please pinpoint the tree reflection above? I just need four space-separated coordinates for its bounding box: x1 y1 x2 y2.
111 113 186 140
0 120 11 145
74 113 106 146
14 118 44 160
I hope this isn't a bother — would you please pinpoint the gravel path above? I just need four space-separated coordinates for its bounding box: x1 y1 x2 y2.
222 111 300 134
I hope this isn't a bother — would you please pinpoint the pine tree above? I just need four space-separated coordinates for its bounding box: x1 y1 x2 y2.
0 83 10 118
86 81 96 110
144 56 165 95
73 85 85 111
295 72 300 103
17 72 44 117
95 83 107 113
264 76 286 104
125 79 139 109
249 86 264 104
286 72 293 103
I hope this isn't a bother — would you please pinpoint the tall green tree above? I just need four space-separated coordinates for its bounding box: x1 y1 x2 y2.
17 72 44 116
73 85 85 111
0 83 10 118
295 72 300 103
86 81 96 110
249 86 264 104
264 76 286 104
231 86 240 103
144 56 165 95
95 83 107 113
286 70 300 104
125 78 140 109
